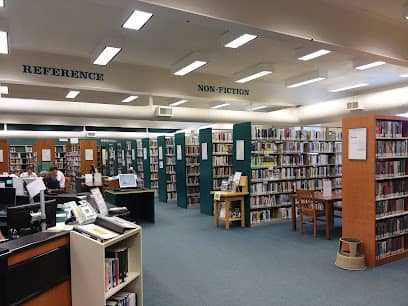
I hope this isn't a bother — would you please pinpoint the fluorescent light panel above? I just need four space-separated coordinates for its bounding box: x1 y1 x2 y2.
248 105 267 111
287 77 326 88
298 49 331 61
211 103 230 109
170 99 188 106
330 83 368 93
0 31 8 54
66 90 80 99
173 60 207 76
0 85 8 94
123 10 153 30
355 61 385 70
0 0 4 8
93 46 121 66
225 34 257 49
401 74 408 78
236 71 272 84
122 96 138 103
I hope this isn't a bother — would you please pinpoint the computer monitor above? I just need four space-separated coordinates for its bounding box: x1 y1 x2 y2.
0 177 13 188
119 174 137 189
0 188 16 207
7 199 57 233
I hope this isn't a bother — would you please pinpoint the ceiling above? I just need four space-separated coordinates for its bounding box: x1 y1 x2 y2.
1 0 408 112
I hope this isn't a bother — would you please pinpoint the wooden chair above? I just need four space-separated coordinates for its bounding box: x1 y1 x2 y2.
296 189 326 237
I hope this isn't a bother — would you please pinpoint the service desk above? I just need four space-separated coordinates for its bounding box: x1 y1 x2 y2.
0 231 71 306
105 189 155 224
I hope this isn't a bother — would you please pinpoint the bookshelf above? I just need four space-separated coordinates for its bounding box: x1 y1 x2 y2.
150 139 158 190
343 114 408 266
199 128 233 215
125 140 137 173
165 136 177 202
55 145 67 173
136 139 145 187
107 143 116 176
66 144 80 177
9 145 37 173
117 141 125 174
70 227 143 306
142 138 151 189
186 134 200 208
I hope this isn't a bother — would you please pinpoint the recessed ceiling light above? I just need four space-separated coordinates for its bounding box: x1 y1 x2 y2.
170 99 188 106
236 71 272 84
225 34 257 49
0 0 4 8
93 46 121 66
401 74 408 78
211 103 230 109
330 83 368 93
0 85 8 94
355 61 385 70
122 9 153 30
248 105 267 111
0 31 8 54
287 77 326 88
66 90 80 99
173 60 207 76
122 96 138 103
298 49 331 61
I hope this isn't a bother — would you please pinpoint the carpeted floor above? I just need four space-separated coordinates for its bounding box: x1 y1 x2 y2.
142 202 408 306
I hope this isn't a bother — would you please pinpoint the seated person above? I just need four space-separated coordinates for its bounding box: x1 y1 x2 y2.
45 171 62 194
50 166 65 190
20 166 38 178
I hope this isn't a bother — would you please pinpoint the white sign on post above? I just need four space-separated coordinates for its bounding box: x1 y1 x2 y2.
0 149 4 162
159 146 163 160
85 149 94 161
131 149 135 160
348 128 367 160
201 142 208 161
42 149 51 162
177 145 182 161
236 140 245 161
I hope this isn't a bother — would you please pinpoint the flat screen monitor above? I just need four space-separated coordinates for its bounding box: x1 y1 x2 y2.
119 174 137 189
7 199 57 232
0 188 16 206
0 177 13 188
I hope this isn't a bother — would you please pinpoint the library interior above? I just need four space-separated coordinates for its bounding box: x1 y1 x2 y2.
1 1 408 305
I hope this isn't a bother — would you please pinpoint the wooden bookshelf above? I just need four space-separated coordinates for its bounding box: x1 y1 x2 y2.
0 139 9 174
343 114 408 267
70 227 143 306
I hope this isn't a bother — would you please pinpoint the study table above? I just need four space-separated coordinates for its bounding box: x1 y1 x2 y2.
105 189 155 224
291 191 342 240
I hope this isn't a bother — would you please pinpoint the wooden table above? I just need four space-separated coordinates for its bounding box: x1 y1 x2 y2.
210 191 249 230
291 191 342 240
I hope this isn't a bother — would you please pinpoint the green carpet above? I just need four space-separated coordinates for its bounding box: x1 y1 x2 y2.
142 202 408 306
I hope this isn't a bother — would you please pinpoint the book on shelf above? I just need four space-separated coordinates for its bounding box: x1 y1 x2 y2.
106 292 137 306
376 120 404 138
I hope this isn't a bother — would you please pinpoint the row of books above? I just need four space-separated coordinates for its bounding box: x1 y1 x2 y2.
213 155 232 166
167 191 177 201
376 120 405 138
166 137 174 146
187 165 199 175
166 147 175 155
251 156 277 167
104 248 129 292
252 127 342 141
151 173 158 180
187 195 200 205
187 177 199 185
213 166 232 177
251 142 279 153
167 183 176 192
250 194 291 208
166 165 175 173
186 157 199 164
376 215 408 239
250 207 300 224
212 131 232 143
251 166 342 180
186 146 200 155
150 164 158 172
106 292 137 306
213 143 232 153
376 160 407 178
376 140 408 157
376 236 405 260
250 179 335 194
186 136 199 145
376 199 406 218
376 180 408 199
167 174 176 183
166 157 175 165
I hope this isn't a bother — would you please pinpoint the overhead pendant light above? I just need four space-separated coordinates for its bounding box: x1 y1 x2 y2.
121 96 138 103
122 9 153 30
0 85 8 94
93 46 121 66
298 49 331 61
248 105 267 111
329 83 368 93
236 71 272 84
170 99 188 106
173 60 207 76
0 31 8 54
66 90 80 99
225 34 257 49
211 103 230 109
355 61 386 70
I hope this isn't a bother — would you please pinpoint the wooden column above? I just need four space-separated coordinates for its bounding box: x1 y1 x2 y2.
80 139 97 175
0 139 9 174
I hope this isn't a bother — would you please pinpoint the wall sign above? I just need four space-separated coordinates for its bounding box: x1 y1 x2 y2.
198 84 250 96
22 64 104 81
348 128 367 160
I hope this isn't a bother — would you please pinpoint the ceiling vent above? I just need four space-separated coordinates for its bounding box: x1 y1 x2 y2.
86 131 97 138
346 101 363 111
155 106 173 117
